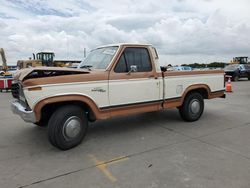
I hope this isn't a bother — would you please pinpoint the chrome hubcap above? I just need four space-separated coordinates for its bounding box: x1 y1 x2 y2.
190 99 200 114
62 116 81 140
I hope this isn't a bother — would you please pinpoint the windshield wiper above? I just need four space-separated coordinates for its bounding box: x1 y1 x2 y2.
80 65 93 71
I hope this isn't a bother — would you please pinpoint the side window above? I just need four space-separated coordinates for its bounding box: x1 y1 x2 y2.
114 54 127 72
114 47 152 73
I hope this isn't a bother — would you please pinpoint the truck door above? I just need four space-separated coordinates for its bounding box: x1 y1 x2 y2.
108 47 161 114
239 65 247 78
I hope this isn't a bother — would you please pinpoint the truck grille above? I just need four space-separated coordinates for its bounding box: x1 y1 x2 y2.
11 82 20 99
11 82 31 111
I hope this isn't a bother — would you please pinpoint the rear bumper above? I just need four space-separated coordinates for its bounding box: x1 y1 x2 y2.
209 90 226 99
11 100 36 123
220 94 226 98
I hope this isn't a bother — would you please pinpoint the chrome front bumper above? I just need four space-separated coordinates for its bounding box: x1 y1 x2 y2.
11 100 36 123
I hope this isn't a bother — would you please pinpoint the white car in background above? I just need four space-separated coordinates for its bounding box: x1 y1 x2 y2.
173 66 193 71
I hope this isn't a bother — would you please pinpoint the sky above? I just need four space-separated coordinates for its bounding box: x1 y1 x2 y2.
0 0 250 66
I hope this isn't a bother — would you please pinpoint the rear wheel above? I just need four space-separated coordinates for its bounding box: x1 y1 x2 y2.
179 92 204 122
48 105 88 150
233 75 239 81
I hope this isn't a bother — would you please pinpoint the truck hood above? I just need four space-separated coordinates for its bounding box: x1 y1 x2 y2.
15 67 108 88
14 67 90 81
224 70 236 73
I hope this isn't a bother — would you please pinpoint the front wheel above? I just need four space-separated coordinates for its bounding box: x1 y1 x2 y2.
179 92 204 122
48 105 88 150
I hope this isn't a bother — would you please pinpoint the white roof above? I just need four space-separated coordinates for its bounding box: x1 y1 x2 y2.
97 43 152 48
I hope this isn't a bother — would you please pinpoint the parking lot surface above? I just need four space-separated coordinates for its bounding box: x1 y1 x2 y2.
0 80 250 188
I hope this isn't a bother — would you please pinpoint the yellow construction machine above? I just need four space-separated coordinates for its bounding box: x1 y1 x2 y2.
17 52 54 69
0 48 12 77
17 52 80 69
229 57 248 64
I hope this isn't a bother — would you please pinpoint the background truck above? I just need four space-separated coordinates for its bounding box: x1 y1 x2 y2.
224 64 250 81
11 43 225 150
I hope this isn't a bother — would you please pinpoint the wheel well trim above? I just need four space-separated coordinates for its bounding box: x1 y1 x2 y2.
180 84 225 104
178 84 210 106
182 84 211 101
34 94 107 122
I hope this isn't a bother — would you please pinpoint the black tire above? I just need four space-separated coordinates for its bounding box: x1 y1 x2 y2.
48 105 88 150
233 75 239 82
179 92 204 122
34 121 47 127
34 118 49 127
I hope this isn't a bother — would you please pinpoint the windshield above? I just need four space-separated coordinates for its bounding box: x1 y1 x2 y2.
78 46 118 70
224 64 239 71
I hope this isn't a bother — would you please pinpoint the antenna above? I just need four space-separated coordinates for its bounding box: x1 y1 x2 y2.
66 36 69 60
84 48 86 58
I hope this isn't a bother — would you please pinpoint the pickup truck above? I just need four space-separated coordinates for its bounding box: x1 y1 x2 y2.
224 64 250 81
11 43 225 150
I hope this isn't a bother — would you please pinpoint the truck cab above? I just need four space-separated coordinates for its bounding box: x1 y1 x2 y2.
35 52 55 66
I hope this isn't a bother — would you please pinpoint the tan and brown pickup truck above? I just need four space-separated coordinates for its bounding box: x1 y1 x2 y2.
11 43 225 150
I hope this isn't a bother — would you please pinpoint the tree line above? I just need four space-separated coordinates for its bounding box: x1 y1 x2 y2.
181 62 227 68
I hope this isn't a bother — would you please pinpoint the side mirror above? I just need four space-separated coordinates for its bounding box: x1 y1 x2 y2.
160 66 167 72
127 65 137 75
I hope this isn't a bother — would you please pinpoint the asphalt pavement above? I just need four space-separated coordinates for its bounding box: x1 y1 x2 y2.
0 80 250 188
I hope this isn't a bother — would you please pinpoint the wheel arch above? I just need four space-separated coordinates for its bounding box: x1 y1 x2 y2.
34 95 106 122
181 84 211 105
